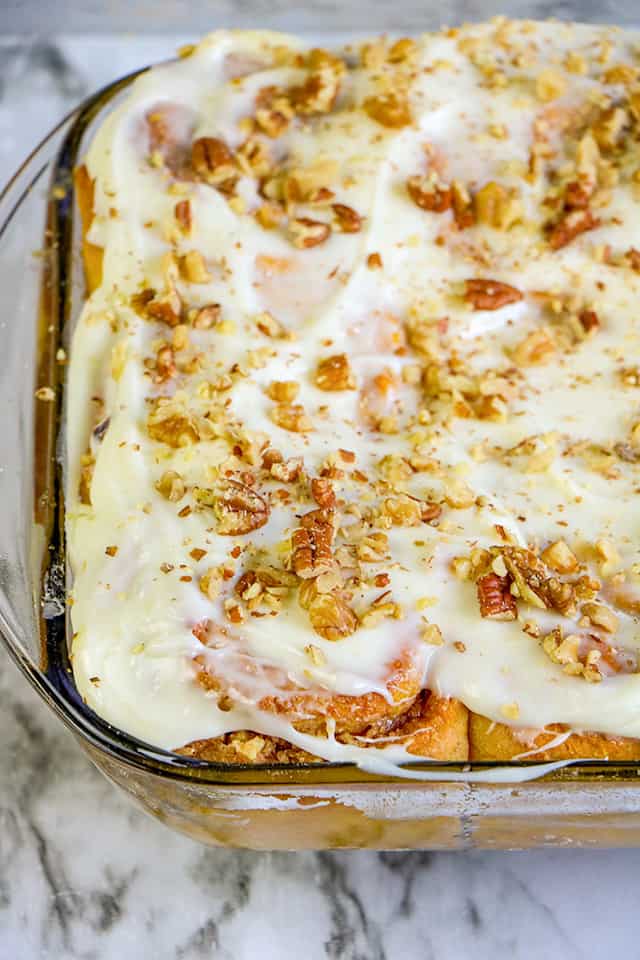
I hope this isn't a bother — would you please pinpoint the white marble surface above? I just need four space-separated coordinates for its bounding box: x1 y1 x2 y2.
3 31 640 960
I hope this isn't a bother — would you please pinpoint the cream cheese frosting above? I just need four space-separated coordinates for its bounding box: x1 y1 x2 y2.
67 20 640 766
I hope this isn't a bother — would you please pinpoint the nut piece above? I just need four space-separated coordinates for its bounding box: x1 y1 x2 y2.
464 278 523 311
288 217 331 249
477 572 517 621
582 601 619 634
308 593 358 641
363 92 412 128
332 203 363 233
270 403 313 433
541 539 578 574
292 509 335 578
200 567 223 601
180 250 211 284
474 182 522 230
313 353 356 391
195 481 270 536
311 477 336 508
192 304 221 329
147 401 200 447
174 199 192 234
512 327 556 366
191 137 237 187
406 174 452 213
548 209 600 250
266 380 300 403
255 85 294 137
155 469 185 502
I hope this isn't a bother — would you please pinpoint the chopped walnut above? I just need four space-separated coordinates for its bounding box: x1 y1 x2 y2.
313 354 355 391
465 278 523 311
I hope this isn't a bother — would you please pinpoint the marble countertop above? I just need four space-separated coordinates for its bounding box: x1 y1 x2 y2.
2 30 640 960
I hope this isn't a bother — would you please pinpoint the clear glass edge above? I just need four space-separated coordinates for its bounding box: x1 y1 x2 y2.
1 62 639 789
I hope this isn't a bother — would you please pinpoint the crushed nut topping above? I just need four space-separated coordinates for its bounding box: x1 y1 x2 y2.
464 278 523 310
313 354 356 391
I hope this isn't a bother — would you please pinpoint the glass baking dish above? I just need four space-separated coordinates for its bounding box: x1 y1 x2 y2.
3 61 640 850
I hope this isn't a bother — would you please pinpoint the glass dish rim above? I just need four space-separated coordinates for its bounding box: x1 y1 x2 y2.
3 61 640 789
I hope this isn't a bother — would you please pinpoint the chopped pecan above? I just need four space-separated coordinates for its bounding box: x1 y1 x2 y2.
578 309 600 336
464 278 523 311
547 209 600 250
291 509 335 578
270 456 304 483
291 65 341 115
541 539 578 574
451 180 475 229
192 304 221 329
270 403 313 432
155 469 185 502
512 327 556 366
308 593 358 641
332 203 362 233
625 248 640 272
147 401 200 447
288 217 331 249
174 199 192 234
501 548 549 610
179 250 211 284
363 92 412 128
195 480 270 536
406 175 452 213
477 572 517 621
311 477 336 509
474 181 522 230
266 380 300 403
191 136 237 188
255 85 294 137
313 353 355 391
564 179 593 210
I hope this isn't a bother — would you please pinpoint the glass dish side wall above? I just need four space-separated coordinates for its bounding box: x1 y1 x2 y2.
1 64 640 849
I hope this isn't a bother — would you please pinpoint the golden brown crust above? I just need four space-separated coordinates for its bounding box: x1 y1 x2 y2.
178 692 469 764
73 164 103 294
470 712 640 762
